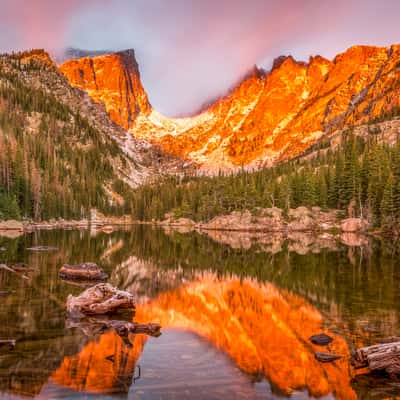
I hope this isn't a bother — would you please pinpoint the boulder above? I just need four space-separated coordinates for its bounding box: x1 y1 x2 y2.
287 207 315 231
59 262 108 281
202 209 283 232
340 218 368 233
0 220 23 231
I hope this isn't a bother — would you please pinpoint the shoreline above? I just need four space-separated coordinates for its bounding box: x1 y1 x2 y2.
0 207 395 238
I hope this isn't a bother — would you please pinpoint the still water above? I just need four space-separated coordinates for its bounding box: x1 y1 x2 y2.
0 226 400 399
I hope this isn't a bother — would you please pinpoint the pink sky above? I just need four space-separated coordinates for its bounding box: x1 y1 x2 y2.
1 0 399 116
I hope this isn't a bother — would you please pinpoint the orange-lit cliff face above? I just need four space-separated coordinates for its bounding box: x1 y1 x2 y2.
60 50 151 130
60 44 400 172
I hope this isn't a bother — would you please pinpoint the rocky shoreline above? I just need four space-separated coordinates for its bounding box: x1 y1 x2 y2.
0 212 135 238
0 207 379 240
155 207 370 234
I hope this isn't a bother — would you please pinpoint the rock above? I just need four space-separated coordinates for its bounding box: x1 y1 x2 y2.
66 283 135 317
340 218 368 233
340 233 369 247
59 263 108 281
287 207 315 231
201 208 283 232
0 220 23 231
315 352 342 363
310 333 334 346
10 263 33 272
101 225 114 233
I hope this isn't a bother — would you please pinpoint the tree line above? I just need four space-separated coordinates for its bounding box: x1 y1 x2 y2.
129 130 400 230
0 57 132 221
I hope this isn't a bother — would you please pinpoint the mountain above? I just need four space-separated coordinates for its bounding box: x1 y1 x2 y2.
60 45 400 173
0 49 172 221
52 47 112 64
60 50 151 130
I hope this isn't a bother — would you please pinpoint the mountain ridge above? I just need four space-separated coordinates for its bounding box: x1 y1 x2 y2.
60 44 400 173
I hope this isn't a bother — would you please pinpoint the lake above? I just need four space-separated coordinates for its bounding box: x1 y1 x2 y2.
0 226 400 399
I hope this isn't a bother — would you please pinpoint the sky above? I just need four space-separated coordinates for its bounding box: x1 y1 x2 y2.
0 0 399 116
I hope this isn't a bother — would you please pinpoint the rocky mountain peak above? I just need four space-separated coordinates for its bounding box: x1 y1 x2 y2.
60 50 151 129
8 49 57 70
60 43 400 173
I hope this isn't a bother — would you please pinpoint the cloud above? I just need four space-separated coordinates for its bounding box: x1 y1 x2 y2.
1 0 399 116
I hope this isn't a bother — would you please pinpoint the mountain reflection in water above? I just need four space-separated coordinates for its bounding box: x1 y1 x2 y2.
0 226 399 399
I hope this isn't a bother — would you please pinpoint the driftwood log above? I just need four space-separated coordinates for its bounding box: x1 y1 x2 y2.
66 283 135 317
352 341 400 375
67 317 161 339
27 246 58 251
59 262 108 281
0 339 16 351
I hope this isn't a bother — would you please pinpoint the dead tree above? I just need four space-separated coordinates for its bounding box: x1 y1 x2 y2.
352 341 400 376
67 283 135 317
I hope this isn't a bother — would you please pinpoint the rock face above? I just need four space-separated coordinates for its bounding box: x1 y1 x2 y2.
0 220 23 231
61 45 400 172
60 50 151 130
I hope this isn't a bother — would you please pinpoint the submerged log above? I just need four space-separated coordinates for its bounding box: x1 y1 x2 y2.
352 341 400 375
27 246 58 251
66 283 135 317
59 262 108 281
67 317 161 338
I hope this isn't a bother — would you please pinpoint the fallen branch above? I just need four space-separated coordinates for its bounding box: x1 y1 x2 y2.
66 283 135 317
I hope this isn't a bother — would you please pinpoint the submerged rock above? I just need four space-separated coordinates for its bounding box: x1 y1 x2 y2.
315 352 342 363
310 333 334 346
10 263 33 272
59 262 108 281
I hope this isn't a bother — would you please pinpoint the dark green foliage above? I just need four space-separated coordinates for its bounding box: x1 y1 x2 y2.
0 59 131 221
130 133 400 228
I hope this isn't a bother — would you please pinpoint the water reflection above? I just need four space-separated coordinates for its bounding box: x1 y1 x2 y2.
134 274 355 399
51 332 146 394
0 227 399 399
